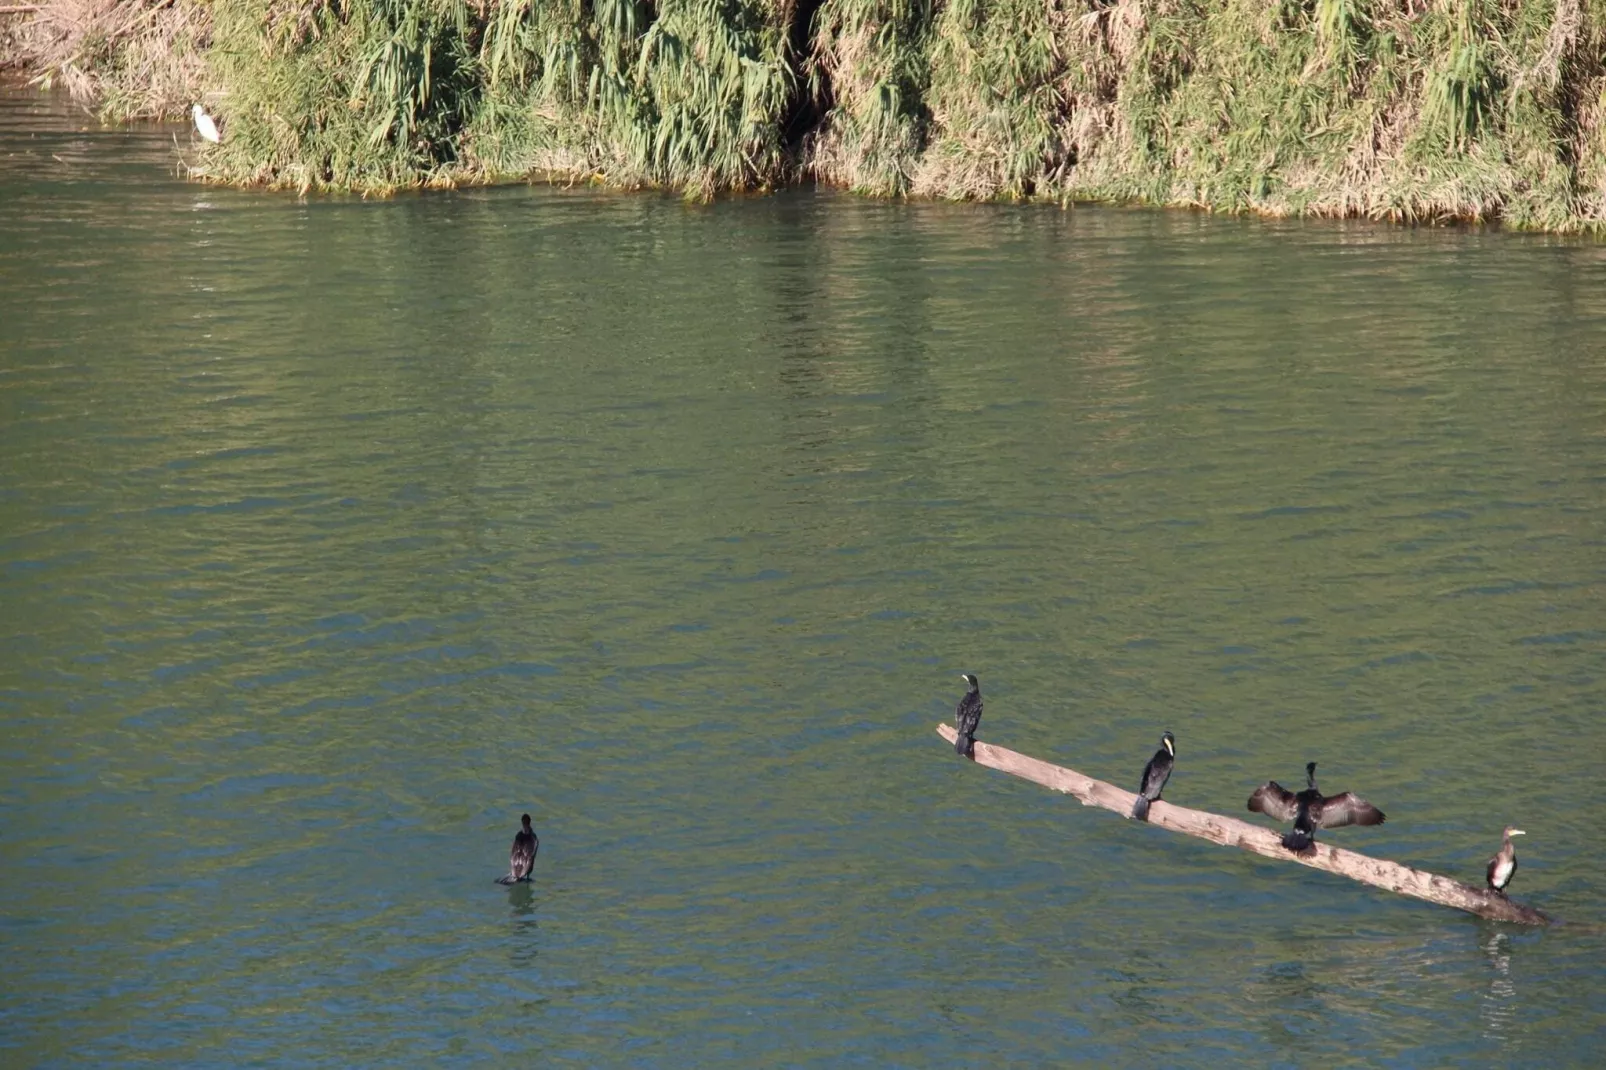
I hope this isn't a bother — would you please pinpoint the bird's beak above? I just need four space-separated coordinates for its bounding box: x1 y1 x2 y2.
1164 739 1175 756
1511 830 1526 836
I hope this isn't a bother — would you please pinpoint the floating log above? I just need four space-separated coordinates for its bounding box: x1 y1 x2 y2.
936 724 1551 926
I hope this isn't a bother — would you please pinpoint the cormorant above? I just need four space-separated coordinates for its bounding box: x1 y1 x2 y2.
954 674 983 759
1247 762 1385 857
1130 731 1176 821
1486 826 1526 895
496 813 539 885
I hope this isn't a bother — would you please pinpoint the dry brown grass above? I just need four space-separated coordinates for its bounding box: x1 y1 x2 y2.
6 0 210 118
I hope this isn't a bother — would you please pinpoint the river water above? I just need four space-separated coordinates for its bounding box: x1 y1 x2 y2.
2 88 1604 1065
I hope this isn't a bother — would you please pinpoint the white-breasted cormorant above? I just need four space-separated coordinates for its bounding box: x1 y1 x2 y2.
1247 762 1384 857
1486 826 1526 895
496 813 539 884
954 674 983 759
1130 731 1176 821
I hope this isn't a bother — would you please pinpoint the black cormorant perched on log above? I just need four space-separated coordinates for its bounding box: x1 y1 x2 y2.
496 813 539 884
1486 826 1525 895
1247 762 1384 857
954 674 983 759
1130 731 1176 821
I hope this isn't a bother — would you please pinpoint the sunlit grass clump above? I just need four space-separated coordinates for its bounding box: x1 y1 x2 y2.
195 0 794 195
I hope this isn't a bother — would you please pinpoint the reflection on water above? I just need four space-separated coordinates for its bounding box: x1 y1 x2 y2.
506 883 540 971
1247 959 1327 1051
1 87 1604 1066
1480 929 1518 1043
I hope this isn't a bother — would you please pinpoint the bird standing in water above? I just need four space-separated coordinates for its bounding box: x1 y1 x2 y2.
954 674 983 759
1247 762 1385 857
496 813 539 884
1486 826 1526 895
1130 731 1176 821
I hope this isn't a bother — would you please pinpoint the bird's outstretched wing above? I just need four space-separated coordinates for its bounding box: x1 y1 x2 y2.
1314 792 1385 828
1247 781 1298 822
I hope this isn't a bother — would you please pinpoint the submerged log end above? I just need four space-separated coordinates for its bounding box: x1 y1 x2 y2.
1447 880 1552 926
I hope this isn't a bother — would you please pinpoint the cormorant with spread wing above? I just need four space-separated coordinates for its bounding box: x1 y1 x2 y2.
1486 826 1526 895
1247 762 1384 857
954 674 983 759
1130 731 1176 821
496 813 539 884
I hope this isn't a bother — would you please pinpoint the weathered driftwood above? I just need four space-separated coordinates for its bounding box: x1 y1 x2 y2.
936 724 1551 926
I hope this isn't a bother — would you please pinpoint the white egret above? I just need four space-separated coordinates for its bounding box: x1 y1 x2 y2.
191 103 221 143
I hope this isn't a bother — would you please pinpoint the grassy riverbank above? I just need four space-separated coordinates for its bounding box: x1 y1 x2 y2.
7 0 1606 227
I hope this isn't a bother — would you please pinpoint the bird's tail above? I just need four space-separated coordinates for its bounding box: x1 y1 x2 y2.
495 873 516 885
955 732 974 759
1281 829 1316 857
1131 796 1150 822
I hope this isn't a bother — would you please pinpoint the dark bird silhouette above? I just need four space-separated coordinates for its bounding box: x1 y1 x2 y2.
496 813 539 885
954 674 983 759
1130 731 1176 821
1247 762 1385 857
1486 826 1526 895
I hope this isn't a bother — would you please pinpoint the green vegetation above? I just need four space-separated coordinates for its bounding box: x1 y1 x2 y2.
196 0 795 194
9 0 1606 227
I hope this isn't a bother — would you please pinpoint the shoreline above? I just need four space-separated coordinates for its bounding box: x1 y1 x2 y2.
5 0 1606 232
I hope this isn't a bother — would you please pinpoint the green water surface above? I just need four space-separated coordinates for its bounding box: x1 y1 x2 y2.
2 89 1605 1066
